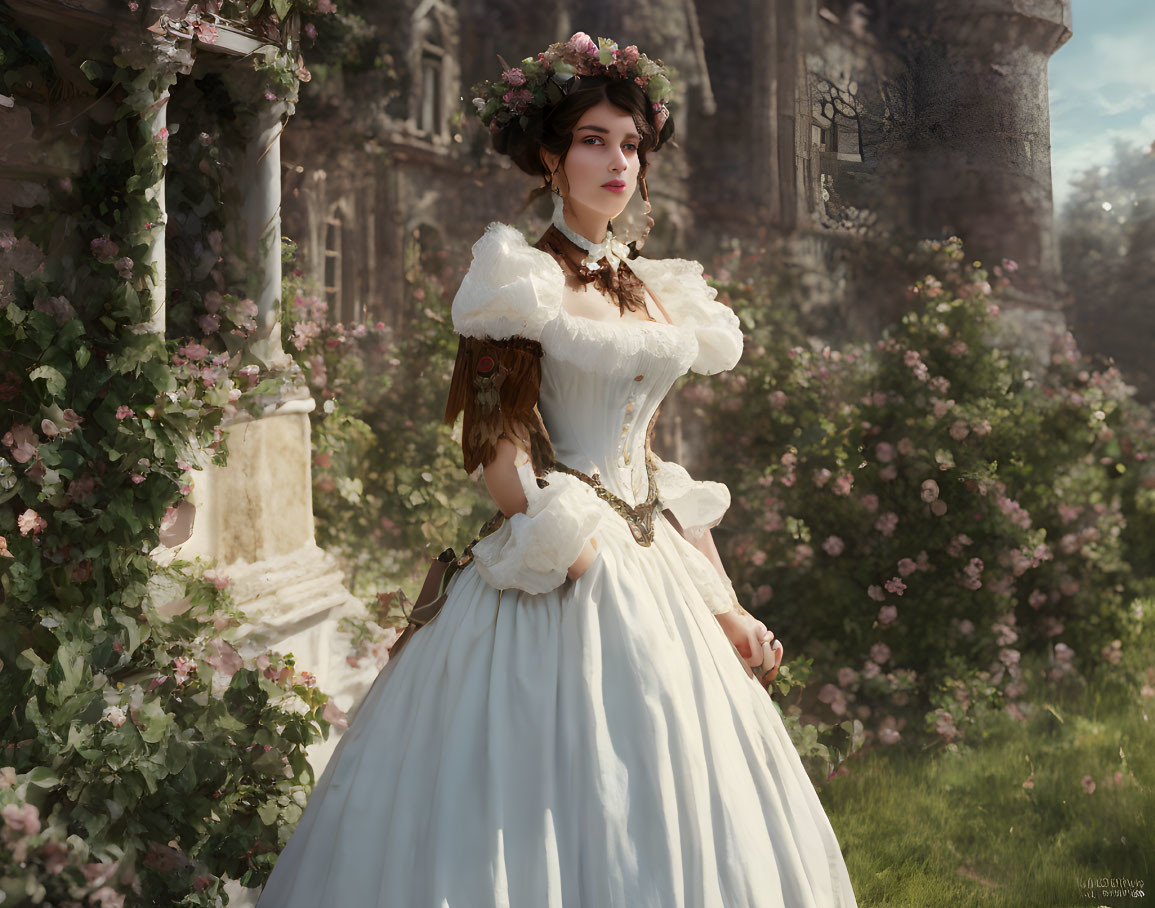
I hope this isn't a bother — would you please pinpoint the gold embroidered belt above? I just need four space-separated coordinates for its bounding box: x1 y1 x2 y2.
549 452 661 547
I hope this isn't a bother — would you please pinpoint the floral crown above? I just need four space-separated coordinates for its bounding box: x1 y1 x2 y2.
470 32 675 140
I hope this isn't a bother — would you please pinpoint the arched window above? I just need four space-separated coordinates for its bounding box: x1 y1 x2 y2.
419 46 443 136
410 0 457 142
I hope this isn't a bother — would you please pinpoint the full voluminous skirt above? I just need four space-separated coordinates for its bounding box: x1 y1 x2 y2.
255 515 858 907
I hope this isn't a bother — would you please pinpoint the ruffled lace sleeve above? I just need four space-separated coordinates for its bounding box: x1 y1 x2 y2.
451 222 564 342
469 451 608 595
626 256 743 375
652 455 731 535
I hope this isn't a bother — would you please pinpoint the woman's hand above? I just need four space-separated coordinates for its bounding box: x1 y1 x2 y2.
567 536 599 581
715 609 784 684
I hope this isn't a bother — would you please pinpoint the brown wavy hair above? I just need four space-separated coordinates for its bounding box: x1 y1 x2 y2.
490 73 677 214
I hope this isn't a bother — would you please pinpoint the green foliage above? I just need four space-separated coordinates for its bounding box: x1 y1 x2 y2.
692 234 1155 760
0 25 332 905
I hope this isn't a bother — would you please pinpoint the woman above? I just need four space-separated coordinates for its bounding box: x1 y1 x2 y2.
256 33 858 907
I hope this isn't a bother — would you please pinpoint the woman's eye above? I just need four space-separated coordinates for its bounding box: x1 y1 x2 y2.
583 137 638 151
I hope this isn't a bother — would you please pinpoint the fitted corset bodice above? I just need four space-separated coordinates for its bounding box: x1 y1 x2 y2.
536 310 697 507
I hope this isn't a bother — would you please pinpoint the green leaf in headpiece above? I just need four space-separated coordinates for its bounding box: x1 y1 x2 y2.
646 74 671 101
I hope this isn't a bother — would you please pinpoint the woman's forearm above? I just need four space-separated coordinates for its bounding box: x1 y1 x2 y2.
664 509 742 613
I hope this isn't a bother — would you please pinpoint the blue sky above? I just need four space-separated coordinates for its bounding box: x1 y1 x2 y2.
1048 0 1155 213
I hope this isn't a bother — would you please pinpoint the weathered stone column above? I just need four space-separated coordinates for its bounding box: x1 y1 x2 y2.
242 99 293 368
141 85 169 333
904 0 1073 361
165 38 379 782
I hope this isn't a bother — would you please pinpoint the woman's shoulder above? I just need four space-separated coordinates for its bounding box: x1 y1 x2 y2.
626 251 745 375
450 221 563 342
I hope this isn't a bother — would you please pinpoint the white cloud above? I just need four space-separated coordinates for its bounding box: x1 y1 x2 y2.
1051 112 1155 211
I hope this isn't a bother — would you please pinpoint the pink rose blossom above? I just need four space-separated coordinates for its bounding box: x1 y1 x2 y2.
920 479 940 502
17 509 46 536
949 419 970 441
116 406 135 420
102 705 127 727
877 604 898 626
1 802 41 836
870 642 891 664
90 235 119 262
833 474 854 496
884 576 907 596
822 535 845 556
897 557 917 577
3 424 38 463
867 585 886 602
960 556 984 590
932 398 955 418
875 442 895 463
874 511 899 536
502 67 526 86
946 533 973 557
859 493 879 512
203 570 230 590
1081 775 1096 795
568 31 599 55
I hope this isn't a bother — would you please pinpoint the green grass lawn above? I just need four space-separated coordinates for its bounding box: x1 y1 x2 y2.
819 641 1154 907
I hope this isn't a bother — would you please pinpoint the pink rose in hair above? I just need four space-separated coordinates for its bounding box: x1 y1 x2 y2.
568 32 598 56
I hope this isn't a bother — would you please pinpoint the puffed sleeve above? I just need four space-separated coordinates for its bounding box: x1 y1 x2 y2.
444 222 566 473
625 255 744 375
652 455 731 535
469 450 609 595
450 222 563 342
652 454 740 615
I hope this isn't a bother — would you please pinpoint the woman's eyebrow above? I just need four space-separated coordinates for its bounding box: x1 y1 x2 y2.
577 125 642 141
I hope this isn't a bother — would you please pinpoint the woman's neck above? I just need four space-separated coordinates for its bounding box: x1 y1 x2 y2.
553 194 608 246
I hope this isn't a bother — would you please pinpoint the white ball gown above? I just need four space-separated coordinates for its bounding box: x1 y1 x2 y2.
255 222 858 907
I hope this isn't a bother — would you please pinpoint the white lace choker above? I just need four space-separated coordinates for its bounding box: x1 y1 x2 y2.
551 192 631 272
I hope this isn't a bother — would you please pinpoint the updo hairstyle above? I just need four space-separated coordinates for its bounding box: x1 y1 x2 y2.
491 74 676 211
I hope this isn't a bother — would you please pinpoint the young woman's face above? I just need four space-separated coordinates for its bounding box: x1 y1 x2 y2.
543 99 645 226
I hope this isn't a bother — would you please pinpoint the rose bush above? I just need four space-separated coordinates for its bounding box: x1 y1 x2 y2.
690 235 1155 776
0 24 343 906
